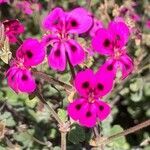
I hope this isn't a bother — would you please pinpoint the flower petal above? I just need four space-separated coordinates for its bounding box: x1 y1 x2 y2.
6 66 20 93
48 42 66 71
94 64 114 97
16 38 45 67
95 100 111 121
41 34 59 47
108 21 130 47
67 98 86 121
89 18 103 37
42 7 65 31
74 69 95 97
79 103 97 127
6 67 36 93
65 39 85 66
92 28 113 56
119 54 134 79
97 59 117 80
17 69 36 93
66 7 93 34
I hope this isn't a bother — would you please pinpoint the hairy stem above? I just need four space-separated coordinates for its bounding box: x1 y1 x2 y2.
104 0 111 22
36 90 63 125
32 70 72 90
36 88 69 150
100 119 150 146
61 132 67 150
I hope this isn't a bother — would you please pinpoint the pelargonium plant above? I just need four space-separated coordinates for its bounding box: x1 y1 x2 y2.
0 1 149 150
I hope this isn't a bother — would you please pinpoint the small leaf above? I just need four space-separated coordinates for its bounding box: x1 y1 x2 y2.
13 129 34 148
68 124 85 144
25 97 38 108
0 112 16 127
57 109 67 122
108 125 129 149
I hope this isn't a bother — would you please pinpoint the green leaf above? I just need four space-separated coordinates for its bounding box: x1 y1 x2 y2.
25 97 38 108
57 109 67 122
53 146 61 150
0 145 6 150
49 128 57 139
68 124 85 144
108 125 129 150
13 129 34 148
144 82 150 96
0 112 16 127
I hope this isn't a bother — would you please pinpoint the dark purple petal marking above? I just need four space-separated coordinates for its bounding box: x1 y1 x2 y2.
86 111 92 117
26 50 33 59
97 83 104 90
53 19 59 25
107 64 113 71
99 105 104 111
70 44 77 52
124 63 130 70
54 49 61 57
82 81 89 88
21 74 28 81
71 20 78 27
75 104 82 110
103 39 110 47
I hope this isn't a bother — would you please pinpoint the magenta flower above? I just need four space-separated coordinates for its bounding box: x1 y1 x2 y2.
42 7 93 71
6 38 45 93
3 19 25 43
16 38 45 68
0 0 9 4
16 1 33 15
67 69 113 127
6 66 36 93
146 20 150 29
92 21 134 79
89 18 103 37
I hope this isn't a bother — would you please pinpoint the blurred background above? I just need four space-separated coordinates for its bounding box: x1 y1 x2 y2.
0 0 150 149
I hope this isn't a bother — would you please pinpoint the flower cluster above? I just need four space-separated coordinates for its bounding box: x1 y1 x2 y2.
2 19 24 43
42 7 93 71
92 20 133 79
16 0 41 15
6 38 45 93
0 0 9 4
68 69 113 127
4 6 134 127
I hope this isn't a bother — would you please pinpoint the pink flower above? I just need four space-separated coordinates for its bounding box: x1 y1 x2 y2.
89 18 103 37
6 66 36 93
16 38 45 68
6 38 45 93
16 1 33 15
92 21 134 79
146 20 150 29
0 0 9 4
16 0 41 15
67 69 113 127
3 19 25 43
119 6 141 22
42 7 93 71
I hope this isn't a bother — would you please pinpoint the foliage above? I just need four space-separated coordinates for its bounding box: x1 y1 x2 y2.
0 0 150 149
